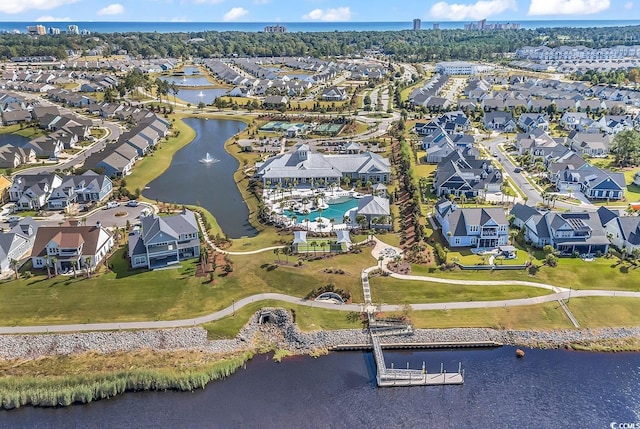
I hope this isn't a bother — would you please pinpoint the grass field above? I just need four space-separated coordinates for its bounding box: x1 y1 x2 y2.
403 301 574 330
409 257 640 291
369 277 550 304
202 300 362 339
0 245 373 326
567 297 640 327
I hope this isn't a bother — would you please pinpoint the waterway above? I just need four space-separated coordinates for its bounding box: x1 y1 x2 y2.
3 346 639 428
142 117 257 238
0 133 29 147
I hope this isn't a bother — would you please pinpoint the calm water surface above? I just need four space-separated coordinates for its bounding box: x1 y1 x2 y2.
3 347 639 428
143 117 256 238
0 133 29 147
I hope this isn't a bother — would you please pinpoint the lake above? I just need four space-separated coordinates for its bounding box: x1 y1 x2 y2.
3 346 639 428
143 117 257 238
0 133 29 147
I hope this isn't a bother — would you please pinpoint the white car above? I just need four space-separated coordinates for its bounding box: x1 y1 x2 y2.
105 201 121 209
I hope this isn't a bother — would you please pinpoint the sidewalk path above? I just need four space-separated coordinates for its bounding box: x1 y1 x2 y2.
1 289 639 334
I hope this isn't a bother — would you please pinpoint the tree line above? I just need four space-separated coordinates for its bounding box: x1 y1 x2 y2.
1 25 639 62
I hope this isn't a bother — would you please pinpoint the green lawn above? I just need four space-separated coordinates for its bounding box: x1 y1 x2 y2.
567 297 640 327
405 301 573 330
202 300 362 339
369 277 550 305
409 257 640 291
0 246 374 326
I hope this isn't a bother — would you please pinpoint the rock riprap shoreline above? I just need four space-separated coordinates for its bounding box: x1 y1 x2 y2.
1 309 639 361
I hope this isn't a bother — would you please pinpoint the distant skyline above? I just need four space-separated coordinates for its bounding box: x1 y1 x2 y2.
0 0 638 23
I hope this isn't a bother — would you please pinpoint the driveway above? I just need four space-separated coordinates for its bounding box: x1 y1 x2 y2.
36 203 153 229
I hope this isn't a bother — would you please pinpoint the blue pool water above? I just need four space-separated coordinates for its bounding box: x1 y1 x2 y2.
284 197 358 223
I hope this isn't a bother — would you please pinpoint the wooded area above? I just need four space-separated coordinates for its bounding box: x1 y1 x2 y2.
0 25 639 61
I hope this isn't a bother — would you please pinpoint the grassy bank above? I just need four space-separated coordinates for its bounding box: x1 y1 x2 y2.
369 277 550 304
0 350 253 409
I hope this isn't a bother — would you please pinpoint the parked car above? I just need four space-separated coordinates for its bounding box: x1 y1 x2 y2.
6 216 21 223
126 200 139 207
105 201 120 209
514 167 522 173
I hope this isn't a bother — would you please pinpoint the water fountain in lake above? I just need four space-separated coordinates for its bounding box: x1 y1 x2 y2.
200 152 219 164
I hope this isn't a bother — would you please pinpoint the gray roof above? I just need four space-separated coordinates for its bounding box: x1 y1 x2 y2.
617 217 640 246
448 207 507 237
357 196 390 216
510 203 540 224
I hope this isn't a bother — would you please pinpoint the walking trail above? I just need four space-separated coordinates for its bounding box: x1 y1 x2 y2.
0 236 638 334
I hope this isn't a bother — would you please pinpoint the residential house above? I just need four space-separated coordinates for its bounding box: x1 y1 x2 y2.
321 86 348 101
0 146 36 169
483 111 516 132
47 171 113 209
596 115 634 135
433 148 503 198
435 199 509 249
24 135 64 159
31 223 114 273
518 113 549 133
422 127 474 163
128 209 200 269
0 217 38 274
599 206 640 253
569 132 612 157
10 173 63 210
510 203 541 229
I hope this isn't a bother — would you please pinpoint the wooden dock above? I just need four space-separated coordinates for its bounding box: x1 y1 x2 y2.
370 335 465 387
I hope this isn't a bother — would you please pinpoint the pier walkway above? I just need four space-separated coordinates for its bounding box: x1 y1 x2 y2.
361 267 465 387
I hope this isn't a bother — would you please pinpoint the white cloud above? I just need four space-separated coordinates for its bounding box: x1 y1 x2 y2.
430 0 516 20
36 15 71 21
254 0 270 4
223 7 248 21
193 0 225 4
0 0 79 14
97 3 125 16
302 7 352 21
528 0 610 15
625 1 634 9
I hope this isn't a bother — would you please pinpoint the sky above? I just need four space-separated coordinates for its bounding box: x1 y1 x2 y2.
0 0 638 23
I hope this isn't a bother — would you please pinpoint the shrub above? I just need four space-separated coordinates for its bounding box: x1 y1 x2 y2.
545 254 558 267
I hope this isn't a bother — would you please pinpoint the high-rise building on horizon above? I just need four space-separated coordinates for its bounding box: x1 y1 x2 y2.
67 24 80 35
413 19 421 31
264 25 286 33
433 23 440 30
26 25 46 35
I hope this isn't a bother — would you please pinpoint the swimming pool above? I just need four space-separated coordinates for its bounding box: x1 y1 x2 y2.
284 197 358 223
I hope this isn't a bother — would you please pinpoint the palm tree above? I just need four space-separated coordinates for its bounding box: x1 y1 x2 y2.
9 258 19 280
311 241 318 255
330 218 335 232
43 255 51 279
85 256 92 278
274 248 281 262
51 256 58 276
70 258 78 278
170 82 179 105
378 255 384 268
282 246 291 263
